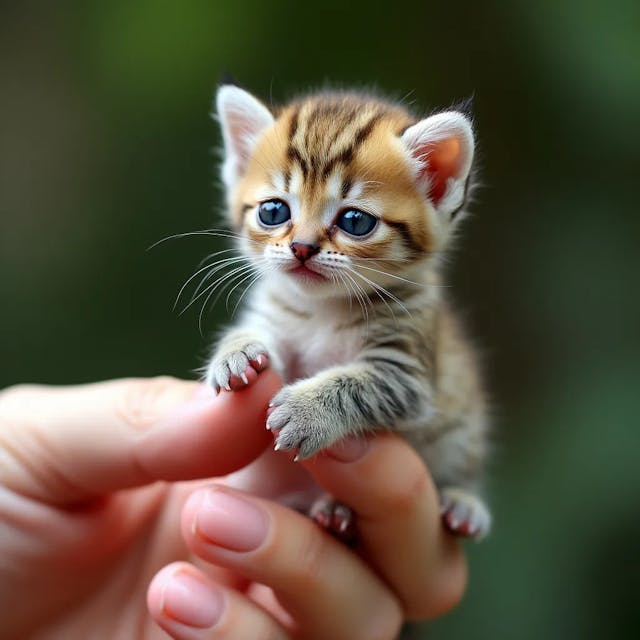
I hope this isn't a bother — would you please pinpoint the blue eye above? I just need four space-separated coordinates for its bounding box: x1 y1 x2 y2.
336 209 377 237
258 200 291 226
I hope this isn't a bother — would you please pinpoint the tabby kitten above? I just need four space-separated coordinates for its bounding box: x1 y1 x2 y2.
205 84 491 539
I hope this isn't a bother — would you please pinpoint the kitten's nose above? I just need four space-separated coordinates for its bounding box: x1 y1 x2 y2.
290 242 320 263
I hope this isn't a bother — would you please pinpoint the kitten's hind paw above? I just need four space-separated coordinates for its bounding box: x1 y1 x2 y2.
207 342 269 392
440 487 491 540
310 496 357 547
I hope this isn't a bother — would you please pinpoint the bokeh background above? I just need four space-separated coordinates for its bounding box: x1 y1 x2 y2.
1 1 639 637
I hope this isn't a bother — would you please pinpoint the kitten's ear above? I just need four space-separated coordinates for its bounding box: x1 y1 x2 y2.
215 85 274 187
401 111 475 218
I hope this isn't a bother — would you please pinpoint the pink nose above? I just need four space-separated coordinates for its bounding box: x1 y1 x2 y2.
290 242 320 263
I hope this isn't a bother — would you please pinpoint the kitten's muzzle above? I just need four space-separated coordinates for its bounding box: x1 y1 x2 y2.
290 242 320 263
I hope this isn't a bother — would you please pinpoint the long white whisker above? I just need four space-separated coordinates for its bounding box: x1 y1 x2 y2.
224 265 265 311
186 257 255 309
197 266 259 335
348 267 413 321
231 265 270 318
175 255 250 310
341 269 371 330
148 228 266 251
333 270 352 314
194 247 242 269
349 257 409 263
183 263 252 315
352 263 424 287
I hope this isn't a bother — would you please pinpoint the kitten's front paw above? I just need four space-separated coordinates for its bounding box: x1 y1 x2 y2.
440 487 491 540
266 382 344 460
207 342 269 392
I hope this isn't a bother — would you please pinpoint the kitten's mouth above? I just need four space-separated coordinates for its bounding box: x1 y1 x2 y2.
289 264 328 282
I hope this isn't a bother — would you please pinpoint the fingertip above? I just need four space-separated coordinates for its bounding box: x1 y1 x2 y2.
406 544 468 620
148 562 225 632
136 370 282 482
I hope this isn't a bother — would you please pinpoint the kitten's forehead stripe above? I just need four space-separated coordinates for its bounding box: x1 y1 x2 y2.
341 176 352 199
286 102 384 183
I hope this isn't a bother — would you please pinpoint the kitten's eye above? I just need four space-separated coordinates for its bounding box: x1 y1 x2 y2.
336 209 377 237
258 200 291 227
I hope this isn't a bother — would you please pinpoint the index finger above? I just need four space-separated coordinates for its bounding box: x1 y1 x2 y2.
0 371 281 503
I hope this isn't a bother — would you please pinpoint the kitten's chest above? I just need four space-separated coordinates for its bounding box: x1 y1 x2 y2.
277 319 362 382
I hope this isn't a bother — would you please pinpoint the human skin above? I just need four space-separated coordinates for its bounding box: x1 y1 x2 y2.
0 372 466 639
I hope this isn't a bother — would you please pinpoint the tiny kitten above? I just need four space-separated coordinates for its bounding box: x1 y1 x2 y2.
204 84 491 539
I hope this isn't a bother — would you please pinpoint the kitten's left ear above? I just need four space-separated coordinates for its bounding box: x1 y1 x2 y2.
401 111 475 219
215 85 274 188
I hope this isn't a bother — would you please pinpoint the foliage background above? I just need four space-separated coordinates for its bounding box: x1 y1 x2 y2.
1 1 638 637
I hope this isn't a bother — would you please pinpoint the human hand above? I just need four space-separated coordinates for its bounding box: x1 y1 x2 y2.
147 435 467 638
0 374 278 639
0 375 466 639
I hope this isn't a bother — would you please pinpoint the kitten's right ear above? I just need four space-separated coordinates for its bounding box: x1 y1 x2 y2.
215 85 274 188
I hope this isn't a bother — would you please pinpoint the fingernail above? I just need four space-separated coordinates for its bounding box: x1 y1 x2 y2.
194 489 268 552
325 436 369 463
161 569 224 628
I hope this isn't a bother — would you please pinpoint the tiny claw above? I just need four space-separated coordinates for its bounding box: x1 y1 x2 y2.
274 443 281 451
256 354 263 366
224 384 232 392
240 372 249 385
293 453 300 463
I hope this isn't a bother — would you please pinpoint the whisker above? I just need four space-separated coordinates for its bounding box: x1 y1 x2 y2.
206 264 263 313
349 257 409 263
224 264 265 311
333 270 352 315
348 267 413 321
148 228 267 251
341 269 371 330
186 257 254 309
351 263 424 288
183 262 252 315
349 268 393 324
194 247 242 269
197 265 260 335
231 265 270 318
175 255 250 310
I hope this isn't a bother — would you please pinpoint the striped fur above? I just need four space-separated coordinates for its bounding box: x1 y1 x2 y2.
207 86 491 538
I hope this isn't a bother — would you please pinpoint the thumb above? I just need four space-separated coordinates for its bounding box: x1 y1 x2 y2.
0 372 281 504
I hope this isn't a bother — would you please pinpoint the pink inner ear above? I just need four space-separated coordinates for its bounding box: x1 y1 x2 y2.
417 138 462 205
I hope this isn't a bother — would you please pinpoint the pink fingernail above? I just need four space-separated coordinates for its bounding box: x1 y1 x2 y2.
161 569 223 628
194 489 269 552
325 436 369 463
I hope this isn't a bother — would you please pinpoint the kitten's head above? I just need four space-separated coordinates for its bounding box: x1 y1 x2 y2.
215 85 475 299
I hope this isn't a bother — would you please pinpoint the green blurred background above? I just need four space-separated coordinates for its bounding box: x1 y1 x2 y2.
1 1 639 637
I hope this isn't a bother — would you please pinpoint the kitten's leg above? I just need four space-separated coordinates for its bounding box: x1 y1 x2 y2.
440 487 491 540
206 329 274 392
267 359 430 459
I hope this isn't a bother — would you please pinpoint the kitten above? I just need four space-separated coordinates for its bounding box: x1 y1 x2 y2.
204 84 491 539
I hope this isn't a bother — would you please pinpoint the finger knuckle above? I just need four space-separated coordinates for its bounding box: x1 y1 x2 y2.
287 521 329 592
115 376 182 429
